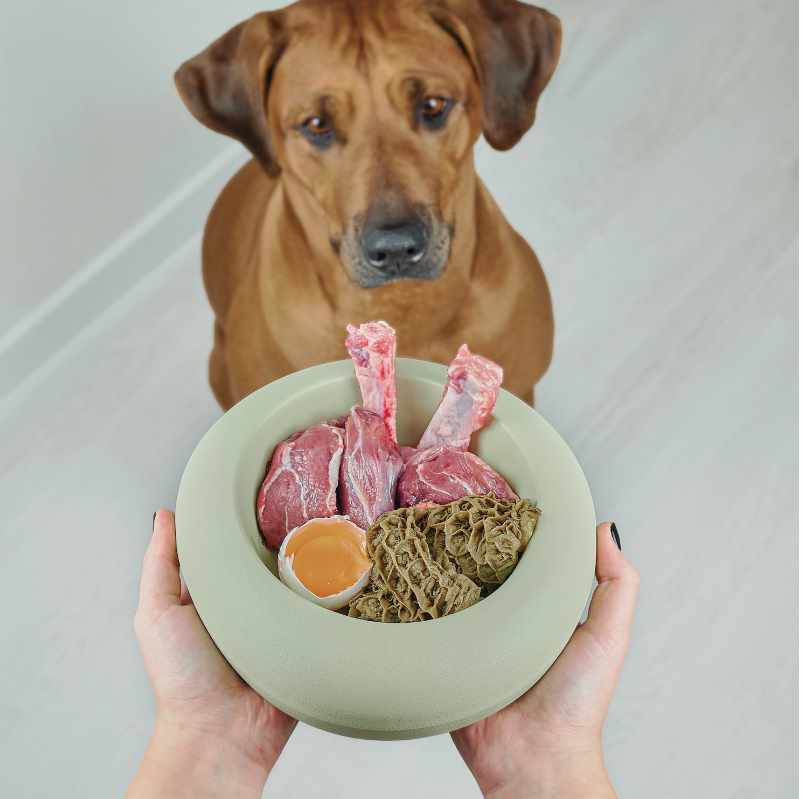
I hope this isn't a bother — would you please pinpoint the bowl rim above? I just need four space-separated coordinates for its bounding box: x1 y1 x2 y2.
176 357 596 739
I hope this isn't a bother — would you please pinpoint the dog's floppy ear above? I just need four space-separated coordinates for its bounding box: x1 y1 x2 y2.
429 0 561 150
174 12 286 175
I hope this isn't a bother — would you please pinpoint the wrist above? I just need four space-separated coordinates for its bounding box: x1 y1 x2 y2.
483 748 615 799
127 718 271 799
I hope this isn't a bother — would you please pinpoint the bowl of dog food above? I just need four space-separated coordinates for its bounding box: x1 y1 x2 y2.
175 322 596 739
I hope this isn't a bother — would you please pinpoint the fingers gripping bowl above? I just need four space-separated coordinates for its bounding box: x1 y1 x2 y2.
175 359 597 739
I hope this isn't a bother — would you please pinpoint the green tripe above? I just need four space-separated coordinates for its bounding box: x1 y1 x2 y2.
348 494 541 623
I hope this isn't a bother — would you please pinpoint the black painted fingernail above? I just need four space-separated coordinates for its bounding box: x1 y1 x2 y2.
152 512 157 531
610 522 621 550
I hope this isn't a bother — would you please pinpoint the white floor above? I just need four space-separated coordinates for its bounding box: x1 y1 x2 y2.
0 0 796 796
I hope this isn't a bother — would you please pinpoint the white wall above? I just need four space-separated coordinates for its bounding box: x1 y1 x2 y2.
1 1 277 337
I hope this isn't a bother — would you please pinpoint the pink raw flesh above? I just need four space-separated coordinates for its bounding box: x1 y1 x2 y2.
339 406 403 530
256 423 345 548
345 321 398 442
400 445 419 464
418 344 504 451
397 445 517 507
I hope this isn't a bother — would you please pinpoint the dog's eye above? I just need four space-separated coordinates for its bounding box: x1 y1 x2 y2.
300 115 335 149
419 97 454 130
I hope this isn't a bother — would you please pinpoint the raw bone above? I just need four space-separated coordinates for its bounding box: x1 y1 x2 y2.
418 344 503 451
345 320 398 442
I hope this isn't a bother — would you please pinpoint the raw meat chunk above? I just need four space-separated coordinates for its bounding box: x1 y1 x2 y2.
345 321 398 442
397 344 512 506
256 423 345 548
397 445 517 507
400 445 419 464
339 406 403 530
418 344 503 451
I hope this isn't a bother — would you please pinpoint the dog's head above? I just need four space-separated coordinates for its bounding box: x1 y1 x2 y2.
176 0 560 288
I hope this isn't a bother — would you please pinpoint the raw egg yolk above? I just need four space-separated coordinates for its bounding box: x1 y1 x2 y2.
285 519 370 598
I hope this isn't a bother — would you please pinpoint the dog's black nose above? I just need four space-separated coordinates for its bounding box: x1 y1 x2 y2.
360 220 429 272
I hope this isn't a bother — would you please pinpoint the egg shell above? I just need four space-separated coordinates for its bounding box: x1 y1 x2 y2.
278 516 371 611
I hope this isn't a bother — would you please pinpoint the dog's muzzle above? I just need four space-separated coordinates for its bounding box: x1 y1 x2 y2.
348 213 451 288
361 218 428 273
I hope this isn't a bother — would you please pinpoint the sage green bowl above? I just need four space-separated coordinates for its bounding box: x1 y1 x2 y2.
175 358 596 740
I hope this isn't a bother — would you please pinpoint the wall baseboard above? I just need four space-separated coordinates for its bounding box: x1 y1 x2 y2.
0 145 246 401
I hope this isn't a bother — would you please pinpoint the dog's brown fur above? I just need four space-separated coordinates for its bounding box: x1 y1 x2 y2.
176 0 561 409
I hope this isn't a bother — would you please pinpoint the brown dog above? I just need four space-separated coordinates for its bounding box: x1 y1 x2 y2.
175 0 560 409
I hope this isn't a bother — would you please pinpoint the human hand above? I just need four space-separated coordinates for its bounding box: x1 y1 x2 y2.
452 522 638 799
127 510 296 799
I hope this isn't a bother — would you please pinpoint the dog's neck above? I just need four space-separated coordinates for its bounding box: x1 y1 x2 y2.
267 168 480 333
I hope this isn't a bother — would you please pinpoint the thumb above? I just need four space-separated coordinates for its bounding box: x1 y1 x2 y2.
582 522 640 661
137 510 182 616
